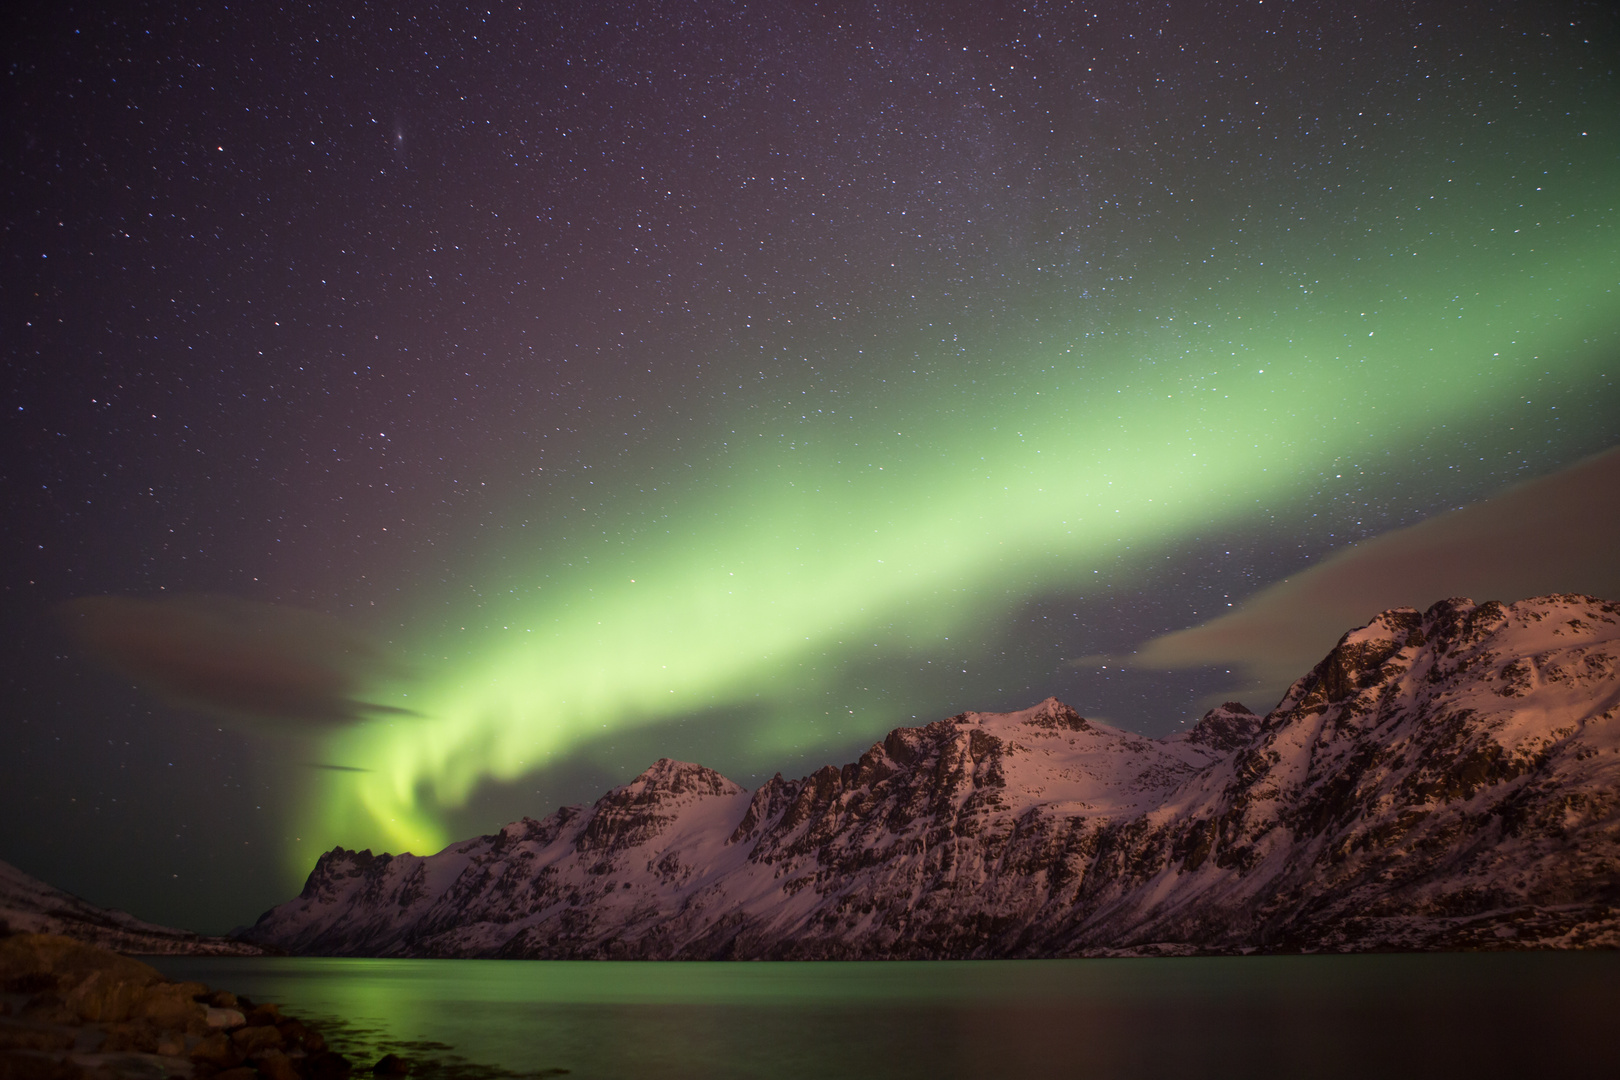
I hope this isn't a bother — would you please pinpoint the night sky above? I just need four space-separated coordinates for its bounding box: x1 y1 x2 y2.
4 1 1618 934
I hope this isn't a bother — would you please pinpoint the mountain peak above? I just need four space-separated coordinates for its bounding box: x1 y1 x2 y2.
247 594 1620 958
1012 696 1090 731
621 757 744 800
1183 702 1261 752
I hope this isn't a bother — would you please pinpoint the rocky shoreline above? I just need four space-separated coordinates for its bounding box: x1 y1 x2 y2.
1 933 398 1080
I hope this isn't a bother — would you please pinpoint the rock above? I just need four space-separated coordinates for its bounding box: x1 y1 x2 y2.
231 1023 285 1054
0 975 51 996
0 1052 86 1080
0 1022 76 1052
133 980 210 1032
0 935 383 1080
244 1003 281 1027
371 1052 410 1075
245 594 1620 959
191 1031 245 1069
99 1019 161 1052
65 968 153 1023
205 1006 247 1029
18 996 75 1025
255 1047 304 1080
0 936 162 999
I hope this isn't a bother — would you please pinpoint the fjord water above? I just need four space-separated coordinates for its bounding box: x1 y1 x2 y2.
153 954 1616 1079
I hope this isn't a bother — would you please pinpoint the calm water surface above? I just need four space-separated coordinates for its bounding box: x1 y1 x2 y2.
152 953 1618 1079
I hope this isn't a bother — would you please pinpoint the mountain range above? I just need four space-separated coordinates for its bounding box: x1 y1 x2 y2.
244 594 1620 957
0 859 263 955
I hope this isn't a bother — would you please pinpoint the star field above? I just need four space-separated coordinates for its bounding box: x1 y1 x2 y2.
3 0 1618 930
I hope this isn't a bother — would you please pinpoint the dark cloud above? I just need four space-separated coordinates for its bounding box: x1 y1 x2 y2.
1128 448 1620 707
306 763 373 773
56 594 412 730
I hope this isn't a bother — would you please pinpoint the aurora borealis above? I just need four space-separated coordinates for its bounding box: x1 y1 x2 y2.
4 1 1619 930
324 207 1619 859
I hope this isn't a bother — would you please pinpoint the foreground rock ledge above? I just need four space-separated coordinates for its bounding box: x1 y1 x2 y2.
0 933 373 1080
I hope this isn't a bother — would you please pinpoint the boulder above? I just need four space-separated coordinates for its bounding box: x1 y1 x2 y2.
206 1005 248 1029
255 1047 304 1080
0 1022 75 1052
99 1019 162 1053
0 935 162 1001
0 1052 86 1080
371 1052 410 1075
190 1030 246 1070
232 1023 285 1054
133 979 210 1032
63 967 149 1023
17 996 74 1025
0 934 375 1079
244 1003 281 1027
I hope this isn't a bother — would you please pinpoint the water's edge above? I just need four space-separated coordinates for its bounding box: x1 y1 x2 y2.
151 954 1620 1080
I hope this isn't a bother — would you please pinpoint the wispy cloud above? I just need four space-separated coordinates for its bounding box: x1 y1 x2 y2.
1126 447 1620 709
56 594 413 730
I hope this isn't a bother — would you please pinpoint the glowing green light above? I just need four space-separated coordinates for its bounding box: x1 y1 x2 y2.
297 150 1620 867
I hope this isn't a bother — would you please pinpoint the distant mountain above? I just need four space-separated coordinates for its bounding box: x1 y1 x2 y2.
245 594 1620 957
0 859 265 955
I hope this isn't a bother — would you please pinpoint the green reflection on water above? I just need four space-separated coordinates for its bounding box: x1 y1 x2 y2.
152 954 1620 1080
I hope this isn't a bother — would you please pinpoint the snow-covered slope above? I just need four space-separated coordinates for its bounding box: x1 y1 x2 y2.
0 859 265 955
246 594 1620 957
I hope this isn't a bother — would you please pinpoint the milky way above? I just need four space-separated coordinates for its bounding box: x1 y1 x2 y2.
3 1 1617 928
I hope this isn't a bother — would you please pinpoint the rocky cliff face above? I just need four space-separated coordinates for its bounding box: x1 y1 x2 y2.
246 594 1620 957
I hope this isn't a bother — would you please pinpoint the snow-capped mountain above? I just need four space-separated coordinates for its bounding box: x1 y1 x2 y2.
246 594 1620 957
0 859 265 955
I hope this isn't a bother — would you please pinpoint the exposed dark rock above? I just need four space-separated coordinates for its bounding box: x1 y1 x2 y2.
0 932 360 1079
247 595 1620 958
371 1052 410 1075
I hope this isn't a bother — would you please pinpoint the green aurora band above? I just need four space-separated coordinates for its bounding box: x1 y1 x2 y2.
301 147 1620 865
